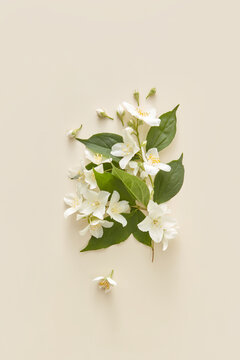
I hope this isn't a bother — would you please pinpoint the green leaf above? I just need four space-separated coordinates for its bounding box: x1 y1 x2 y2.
93 170 135 205
76 133 123 162
112 165 150 207
146 105 179 151
132 210 152 247
81 211 140 252
153 154 184 204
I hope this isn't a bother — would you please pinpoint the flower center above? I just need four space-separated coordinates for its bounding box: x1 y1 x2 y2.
92 200 100 207
99 279 110 290
94 153 102 163
92 223 101 230
137 108 149 117
123 143 133 155
73 198 80 208
153 218 161 226
111 204 120 214
148 154 160 164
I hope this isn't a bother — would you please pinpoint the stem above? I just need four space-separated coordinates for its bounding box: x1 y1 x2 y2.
148 175 154 186
110 269 114 278
131 205 146 211
106 115 114 120
151 241 155 262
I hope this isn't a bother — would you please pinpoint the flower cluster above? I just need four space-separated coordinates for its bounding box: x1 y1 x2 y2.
64 89 184 259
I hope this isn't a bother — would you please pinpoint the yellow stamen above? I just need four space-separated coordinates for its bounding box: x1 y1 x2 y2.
137 108 149 117
99 279 110 290
94 153 102 162
149 154 160 164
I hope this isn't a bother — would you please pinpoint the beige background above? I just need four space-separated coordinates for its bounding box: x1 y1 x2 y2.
0 1 240 359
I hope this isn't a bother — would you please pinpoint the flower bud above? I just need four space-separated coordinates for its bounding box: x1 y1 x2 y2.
96 108 113 120
146 87 156 99
117 104 125 116
133 90 139 106
116 104 125 126
66 125 82 139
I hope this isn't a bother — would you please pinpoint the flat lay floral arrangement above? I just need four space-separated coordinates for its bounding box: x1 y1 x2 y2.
64 88 184 262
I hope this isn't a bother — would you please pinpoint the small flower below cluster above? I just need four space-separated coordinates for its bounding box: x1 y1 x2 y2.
93 270 117 293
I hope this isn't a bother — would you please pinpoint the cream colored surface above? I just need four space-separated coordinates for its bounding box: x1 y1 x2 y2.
0 1 240 359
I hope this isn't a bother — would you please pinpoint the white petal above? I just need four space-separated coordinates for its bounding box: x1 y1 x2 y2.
107 278 117 286
123 102 137 116
162 239 169 251
90 225 103 238
93 276 104 282
98 191 110 204
149 227 164 243
64 193 75 206
158 163 171 172
95 164 104 173
111 213 127 226
101 220 114 228
118 200 130 213
109 190 120 205
144 116 160 126
85 148 95 162
146 148 159 159
119 154 133 169
76 213 85 221
144 163 159 176
164 228 178 240
137 216 153 232
111 143 124 157
147 200 160 214
79 224 90 236
93 205 106 220
64 207 78 218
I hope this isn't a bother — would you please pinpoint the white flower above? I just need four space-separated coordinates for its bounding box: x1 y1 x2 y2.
127 160 139 176
85 148 112 165
93 271 117 293
96 108 113 120
64 193 82 218
81 190 110 219
123 101 160 126
137 200 178 248
117 104 125 116
66 125 82 138
143 148 171 175
78 217 113 238
107 191 130 226
111 127 140 169
68 161 85 180
84 164 103 190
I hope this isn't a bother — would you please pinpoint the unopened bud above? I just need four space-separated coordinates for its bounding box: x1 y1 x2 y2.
116 104 125 126
96 108 113 120
146 87 156 99
133 90 140 106
66 125 82 139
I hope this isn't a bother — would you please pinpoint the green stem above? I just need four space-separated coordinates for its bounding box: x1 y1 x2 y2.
110 269 114 278
135 119 142 150
131 205 146 211
148 175 154 186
